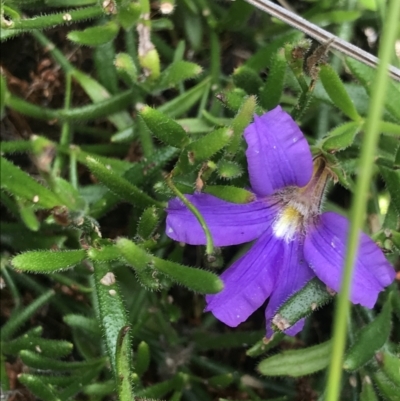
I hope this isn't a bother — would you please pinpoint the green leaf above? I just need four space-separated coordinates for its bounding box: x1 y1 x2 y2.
272 278 333 332
320 64 362 121
115 52 138 84
1 290 54 341
118 2 141 30
258 340 332 377
115 326 134 401
203 185 254 204
84 156 162 209
186 127 232 164
117 238 223 294
67 21 119 46
4 336 73 357
217 160 243 180
137 207 161 240
18 374 61 401
379 165 400 214
140 106 189 148
380 350 400 387
259 49 286 111
360 376 379 401
12 250 86 273
232 66 263 95
135 341 150 377
1 157 61 209
87 245 121 262
321 121 362 152
93 262 129 379
372 369 400 401
227 95 256 154
346 58 400 121
159 60 202 88
343 296 392 371
0 73 7 119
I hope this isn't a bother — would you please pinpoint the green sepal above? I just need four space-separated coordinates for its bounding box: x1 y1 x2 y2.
12 250 86 273
117 238 223 294
135 341 150 377
343 295 392 371
115 52 138 85
18 374 61 401
1 156 62 209
140 106 189 148
379 165 400 214
118 2 141 30
137 206 160 240
259 48 286 111
226 95 256 154
159 60 202 89
217 160 243 180
232 66 263 95
203 185 254 204
67 21 119 46
319 64 362 121
84 156 161 209
258 340 332 377
272 278 333 332
321 121 362 152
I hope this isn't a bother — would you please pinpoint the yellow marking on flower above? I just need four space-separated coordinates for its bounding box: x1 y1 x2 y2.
273 206 303 242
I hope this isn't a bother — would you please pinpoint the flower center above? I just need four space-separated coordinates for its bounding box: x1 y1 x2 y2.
272 157 330 242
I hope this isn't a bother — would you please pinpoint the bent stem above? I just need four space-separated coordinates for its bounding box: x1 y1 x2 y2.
165 175 215 256
325 1 400 401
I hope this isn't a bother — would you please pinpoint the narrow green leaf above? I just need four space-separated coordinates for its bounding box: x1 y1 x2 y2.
372 369 400 401
93 262 129 379
20 350 105 371
12 250 86 273
1 290 54 341
117 238 223 294
378 121 400 136
346 58 400 121
258 340 332 377
343 296 392 371
115 326 134 401
158 78 210 118
207 373 234 388
360 376 379 401
227 95 256 154
159 60 202 88
320 64 362 121
118 2 141 29
67 21 119 46
233 66 263 95
87 245 121 262
4 336 73 357
18 374 61 401
259 49 286 111
135 341 150 377
84 156 162 209
115 52 138 84
0 73 7 119
1 157 61 209
380 350 400 387
186 127 232 164
272 278 333 332
203 185 255 204
137 207 160 240
140 106 189 148
321 121 362 152
17 199 40 231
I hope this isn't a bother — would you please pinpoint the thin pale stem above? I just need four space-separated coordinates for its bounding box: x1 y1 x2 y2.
165 175 215 256
326 1 400 400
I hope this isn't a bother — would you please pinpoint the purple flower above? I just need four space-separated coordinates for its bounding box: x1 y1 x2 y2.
166 106 395 337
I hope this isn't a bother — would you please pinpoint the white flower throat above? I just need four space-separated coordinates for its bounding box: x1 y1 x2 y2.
272 157 330 242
